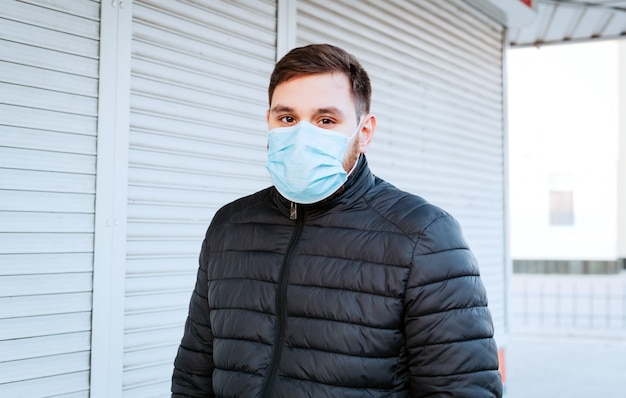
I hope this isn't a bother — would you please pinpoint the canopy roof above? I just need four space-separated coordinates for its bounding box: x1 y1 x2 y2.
509 0 626 47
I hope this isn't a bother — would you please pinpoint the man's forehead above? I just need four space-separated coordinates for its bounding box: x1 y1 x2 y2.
273 72 351 95
268 72 356 119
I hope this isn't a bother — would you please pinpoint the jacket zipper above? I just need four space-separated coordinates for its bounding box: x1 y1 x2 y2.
259 202 303 397
290 201 297 220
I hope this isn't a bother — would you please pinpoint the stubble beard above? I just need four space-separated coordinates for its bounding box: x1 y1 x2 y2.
342 134 361 173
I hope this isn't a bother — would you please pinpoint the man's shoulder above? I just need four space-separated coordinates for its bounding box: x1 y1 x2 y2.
368 177 470 257
211 186 274 225
224 186 273 209
368 177 451 232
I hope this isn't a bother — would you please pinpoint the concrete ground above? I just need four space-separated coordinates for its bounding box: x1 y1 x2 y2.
504 334 626 398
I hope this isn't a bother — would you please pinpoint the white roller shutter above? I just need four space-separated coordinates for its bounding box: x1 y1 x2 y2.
297 0 507 335
123 1 276 394
0 0 100 396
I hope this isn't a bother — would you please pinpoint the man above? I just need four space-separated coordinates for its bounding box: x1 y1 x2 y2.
172 44 503 397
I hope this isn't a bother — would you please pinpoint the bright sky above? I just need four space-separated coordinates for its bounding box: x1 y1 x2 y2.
508 40 620 165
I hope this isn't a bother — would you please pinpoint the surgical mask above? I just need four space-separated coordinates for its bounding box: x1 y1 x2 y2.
265 121 359 204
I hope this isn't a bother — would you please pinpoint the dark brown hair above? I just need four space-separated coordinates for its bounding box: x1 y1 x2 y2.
268 44 372 119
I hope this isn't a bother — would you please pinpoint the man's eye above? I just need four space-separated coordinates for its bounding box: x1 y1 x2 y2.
320 118 334 125
279 116 295 123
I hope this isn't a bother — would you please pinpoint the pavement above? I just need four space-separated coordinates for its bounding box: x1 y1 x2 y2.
504 333 626 398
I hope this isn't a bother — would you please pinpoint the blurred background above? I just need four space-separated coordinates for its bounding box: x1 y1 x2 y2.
506 39 626 397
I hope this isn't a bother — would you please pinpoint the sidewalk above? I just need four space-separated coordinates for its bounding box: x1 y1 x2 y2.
504 334 626 398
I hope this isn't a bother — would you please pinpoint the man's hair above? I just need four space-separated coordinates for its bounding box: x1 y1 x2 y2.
268 44 372 119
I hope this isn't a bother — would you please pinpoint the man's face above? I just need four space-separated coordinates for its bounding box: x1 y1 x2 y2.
267 72 375 172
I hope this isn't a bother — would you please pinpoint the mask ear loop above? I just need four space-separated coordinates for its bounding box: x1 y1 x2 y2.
353 115 364 138
346 116 365 176
347 154 361 176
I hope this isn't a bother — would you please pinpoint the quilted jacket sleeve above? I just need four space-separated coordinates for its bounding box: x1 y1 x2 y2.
171 239 215 397
405 212 502 397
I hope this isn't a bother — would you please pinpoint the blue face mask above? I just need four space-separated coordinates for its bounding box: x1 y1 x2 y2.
265 121 358 204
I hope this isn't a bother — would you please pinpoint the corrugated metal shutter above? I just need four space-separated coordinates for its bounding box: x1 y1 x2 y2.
297 0 506 335
0 1 100 396
123 1 276 394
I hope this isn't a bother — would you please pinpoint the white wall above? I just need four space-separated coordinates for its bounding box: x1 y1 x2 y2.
508 41 619 261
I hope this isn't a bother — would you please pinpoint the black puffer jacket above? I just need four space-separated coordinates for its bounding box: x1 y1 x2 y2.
172 157 502 397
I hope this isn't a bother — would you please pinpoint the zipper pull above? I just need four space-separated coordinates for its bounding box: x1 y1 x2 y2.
290 201 297 220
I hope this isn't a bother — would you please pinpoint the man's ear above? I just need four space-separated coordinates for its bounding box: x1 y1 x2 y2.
266 109 270 125
358 114 376 154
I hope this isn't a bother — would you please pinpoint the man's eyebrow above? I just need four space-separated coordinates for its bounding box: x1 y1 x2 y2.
315 107 343 117
269 105 293 114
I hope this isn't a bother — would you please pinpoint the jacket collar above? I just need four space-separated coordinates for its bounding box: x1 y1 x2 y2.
272 155 376 219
